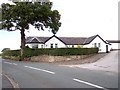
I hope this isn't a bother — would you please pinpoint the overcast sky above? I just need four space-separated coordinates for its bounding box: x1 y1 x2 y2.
0 0 119 52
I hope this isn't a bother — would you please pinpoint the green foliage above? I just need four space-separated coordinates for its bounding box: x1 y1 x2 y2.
2 49 20 59
1 48 10 52
1 2 61 34
77 45 81 48
2 48 98 59
1 1 61 58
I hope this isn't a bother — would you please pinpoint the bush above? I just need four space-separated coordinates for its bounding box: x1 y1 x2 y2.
2 49 20 59
2 48 98 59
1 48 10 52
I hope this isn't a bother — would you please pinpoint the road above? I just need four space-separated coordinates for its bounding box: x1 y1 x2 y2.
67 50 119 73
1 53 119 89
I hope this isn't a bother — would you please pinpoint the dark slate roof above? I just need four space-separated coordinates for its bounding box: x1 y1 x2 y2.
26 37 33 43
26 37 49 44
83 35 97 44
26 35 110 45
31 38 40 43
84 35 111 45
106 40 120 43
37 37 50 43
59 37 87 45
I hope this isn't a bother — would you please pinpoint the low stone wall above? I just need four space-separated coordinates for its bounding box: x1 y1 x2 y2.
30 54 94 62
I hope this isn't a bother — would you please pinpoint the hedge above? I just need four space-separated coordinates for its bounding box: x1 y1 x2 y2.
2 48 98 58
2 50 20 59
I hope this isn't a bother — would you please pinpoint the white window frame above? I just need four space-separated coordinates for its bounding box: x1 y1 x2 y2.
41 45 43 48
94 43 97 47
55 43 58 48
98 43 101 47
32 44 38 48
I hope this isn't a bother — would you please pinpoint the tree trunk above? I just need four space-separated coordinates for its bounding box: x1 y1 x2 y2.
20 28 25 61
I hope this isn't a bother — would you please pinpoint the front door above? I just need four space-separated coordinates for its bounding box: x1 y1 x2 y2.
106 45 108 53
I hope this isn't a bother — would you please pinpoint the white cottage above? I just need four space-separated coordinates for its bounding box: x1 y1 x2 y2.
82 35 111 53
26 35 111 53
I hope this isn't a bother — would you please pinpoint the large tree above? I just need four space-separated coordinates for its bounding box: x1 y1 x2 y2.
0 1 61 60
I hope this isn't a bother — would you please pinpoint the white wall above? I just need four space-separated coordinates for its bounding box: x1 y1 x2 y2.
66 45 84 48
83 36 111 53
111 43 120 50
45 37 66 48
109 44 112 51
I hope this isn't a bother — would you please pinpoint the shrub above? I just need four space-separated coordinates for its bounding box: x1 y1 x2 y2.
2 48 98 59
2 49 20 59
1 48 10 52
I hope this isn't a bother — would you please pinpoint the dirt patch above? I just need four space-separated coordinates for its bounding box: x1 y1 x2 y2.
30 54 93 62
53 53 108 65
30 53 108 65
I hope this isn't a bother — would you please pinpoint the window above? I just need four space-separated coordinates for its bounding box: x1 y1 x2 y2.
72 45 74 48
41 45 43 48
42 2 45 5
66 45 68 48
32 44 38 48
55 44 58 48
98 43 101 47
50 44 53 48
94 43 97 47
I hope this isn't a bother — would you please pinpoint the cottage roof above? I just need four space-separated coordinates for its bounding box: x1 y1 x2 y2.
84 35 111 45
26 35 110 45
26 37 49 44
83 35 97 44
59 37 87 45
26 37 33 43
106 40 120 43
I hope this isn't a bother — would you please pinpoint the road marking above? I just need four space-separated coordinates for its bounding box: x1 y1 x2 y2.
4 62 18 66
4 62 12 64
12 63 18 66
2 72 20 89
73 78 109 90
24 66 55 74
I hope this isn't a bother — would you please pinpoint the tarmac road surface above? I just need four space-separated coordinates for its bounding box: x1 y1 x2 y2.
1 53 119 89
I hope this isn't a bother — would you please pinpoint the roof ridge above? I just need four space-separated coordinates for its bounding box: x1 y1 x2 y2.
29 37 35 43
83 35 98 44
59 37 87 38
34 37 43 43
83 38 89 44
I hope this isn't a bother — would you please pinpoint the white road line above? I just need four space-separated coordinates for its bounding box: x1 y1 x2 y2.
24 66 55 74
73 78 109 90
4 62 18 66
4 62 12 64
3 73 20 89
12 63 18 66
